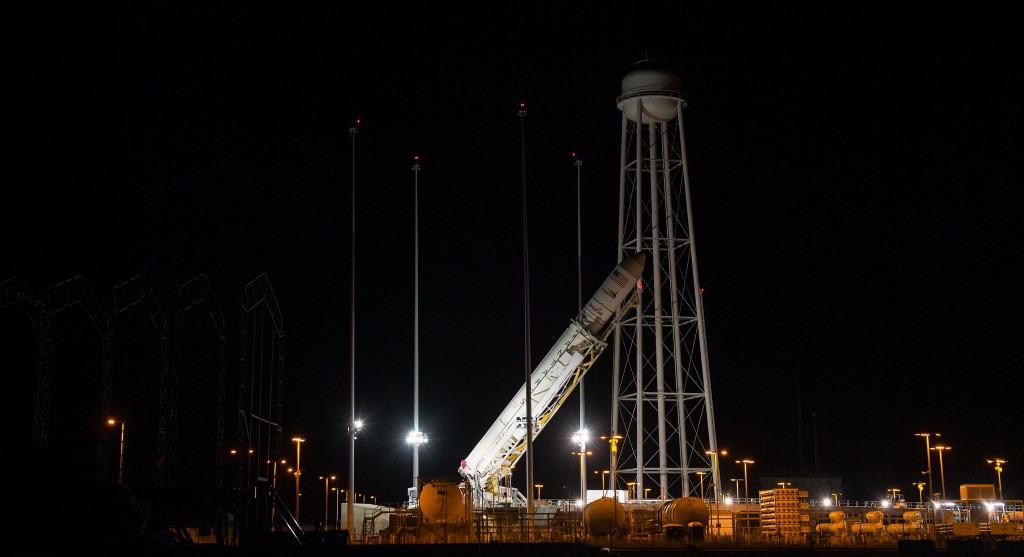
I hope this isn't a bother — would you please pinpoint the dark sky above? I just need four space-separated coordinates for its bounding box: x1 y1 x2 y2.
8 3 1023 505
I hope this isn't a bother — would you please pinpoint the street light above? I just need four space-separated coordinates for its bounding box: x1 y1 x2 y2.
705 449 727 502
931 445 951 500
107 418 125 484
916 433 940 501
832 493 841 505
914 482 926 503
730 478 742 499
987 459 1007 500
601 434 623 500
644 487 652 499
735 459 755 500
697 471 707 500
535 484 544 500
332 487 342 530
320 475 336 530
594 470 610 496
292 438 305 522
887 488 901 505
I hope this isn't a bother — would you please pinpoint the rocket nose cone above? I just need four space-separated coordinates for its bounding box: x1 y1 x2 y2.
620 251 646 277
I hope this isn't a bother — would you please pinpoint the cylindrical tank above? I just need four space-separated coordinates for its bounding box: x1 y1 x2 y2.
419 480 466 523
816 521 847 535
902 511 922 523
583 496 626 536
829 511 847 522
659 496 709 528
864 510 884 523
850 522 883 535
616 59 686 124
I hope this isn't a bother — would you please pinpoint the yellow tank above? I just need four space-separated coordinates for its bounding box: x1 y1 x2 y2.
659 496 709 528
828 511 847 522
583 496 626 536
419 480 467 523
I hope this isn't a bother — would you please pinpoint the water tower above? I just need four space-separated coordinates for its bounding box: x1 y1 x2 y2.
609 59 720 502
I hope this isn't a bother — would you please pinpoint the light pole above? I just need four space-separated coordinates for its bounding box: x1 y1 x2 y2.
644 488 652 500
601 434 623 500
731 478 742 499
914 482 925 503
348 120 359 539
916 433 940 501
705 450 728 502
571 440 591 506
887 488 901 505
320 475 335 530
595 470 610 497
697 471 707 500
292 438 305 522
572 153 588 513
409 155 427 498
931 445 951 500
333 487 341 530
535 484 544 500
347 420 362 535
107 418 125 484
987 459 1006 500
832 493 840 506
736 459 754 500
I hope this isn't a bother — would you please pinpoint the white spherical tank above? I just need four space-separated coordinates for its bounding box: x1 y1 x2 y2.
617 59 686 124
583 496 626 536
419 480 466 523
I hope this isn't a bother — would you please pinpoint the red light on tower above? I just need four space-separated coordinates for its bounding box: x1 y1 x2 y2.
637 280 643 291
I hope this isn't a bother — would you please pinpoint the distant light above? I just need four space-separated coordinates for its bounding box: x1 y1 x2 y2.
354 419 364 429
576 499 584 508
637 280 643 290
519 102 526 108
413 154 420 161
724 496 733 504
881 500 890 508
822 497 831 506
984 502 994 511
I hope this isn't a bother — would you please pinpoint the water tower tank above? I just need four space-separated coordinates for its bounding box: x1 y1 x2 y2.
617 59 686 124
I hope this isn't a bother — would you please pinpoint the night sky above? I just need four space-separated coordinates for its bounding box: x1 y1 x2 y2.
8 3 1023 507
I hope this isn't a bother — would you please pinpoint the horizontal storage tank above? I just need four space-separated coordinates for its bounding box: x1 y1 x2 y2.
659 496 709 527
828 511 847 522
419 480 467 523
850 522 884 535
815 521 846 535
583 496 626 536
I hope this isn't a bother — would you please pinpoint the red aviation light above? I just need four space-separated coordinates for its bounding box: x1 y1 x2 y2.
637 279 643 291
413 154 420 162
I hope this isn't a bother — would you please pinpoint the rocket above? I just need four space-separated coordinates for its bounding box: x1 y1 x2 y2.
577 251 646 337
458 251 646 500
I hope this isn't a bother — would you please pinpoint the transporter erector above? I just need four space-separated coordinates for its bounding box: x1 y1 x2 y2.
456 252 646 508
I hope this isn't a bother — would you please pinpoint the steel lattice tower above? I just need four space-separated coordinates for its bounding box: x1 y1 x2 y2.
610 59 720 502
